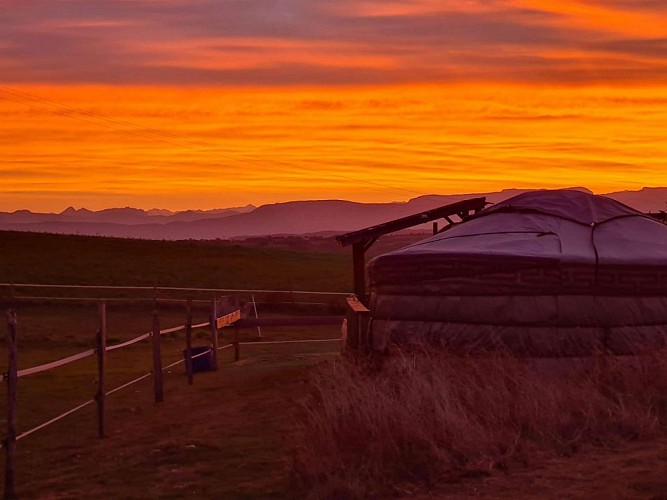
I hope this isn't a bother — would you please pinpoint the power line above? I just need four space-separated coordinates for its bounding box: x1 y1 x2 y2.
0 85 424 197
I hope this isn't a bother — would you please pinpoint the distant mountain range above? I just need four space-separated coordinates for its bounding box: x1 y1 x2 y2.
0 205 256 225
0 187 665 240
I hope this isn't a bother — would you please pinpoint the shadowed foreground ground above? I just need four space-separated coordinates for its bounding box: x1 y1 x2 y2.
415 438 667 499
14 346 328 499
13 350 667 499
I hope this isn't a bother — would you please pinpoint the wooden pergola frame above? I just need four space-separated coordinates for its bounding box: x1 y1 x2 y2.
336 197 487 304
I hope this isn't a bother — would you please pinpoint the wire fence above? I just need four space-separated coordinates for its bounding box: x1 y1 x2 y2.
1 296 346 498
13 342 239 443
5 323 341 442
1 282 350 296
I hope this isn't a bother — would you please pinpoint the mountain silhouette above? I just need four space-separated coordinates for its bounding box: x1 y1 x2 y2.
0 188 663 240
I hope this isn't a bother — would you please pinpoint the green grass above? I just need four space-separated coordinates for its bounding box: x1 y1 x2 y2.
0 230 352 293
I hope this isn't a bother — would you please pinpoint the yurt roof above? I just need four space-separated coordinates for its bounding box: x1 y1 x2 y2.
371 189 667 268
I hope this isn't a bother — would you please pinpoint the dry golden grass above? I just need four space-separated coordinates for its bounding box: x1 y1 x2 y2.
292 348 667 499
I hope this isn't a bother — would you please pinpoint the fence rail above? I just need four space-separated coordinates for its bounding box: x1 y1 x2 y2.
1 282 351 296
8 296 214 304
15 349 96 379
2 320 219 383
12 342 242 445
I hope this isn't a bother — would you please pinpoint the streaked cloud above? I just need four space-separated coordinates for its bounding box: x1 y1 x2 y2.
1 83 667 211
2 0 667 85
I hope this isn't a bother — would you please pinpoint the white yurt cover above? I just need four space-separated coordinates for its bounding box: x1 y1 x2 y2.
368 190 667 356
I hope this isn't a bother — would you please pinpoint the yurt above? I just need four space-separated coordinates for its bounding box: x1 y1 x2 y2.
368 189 667 357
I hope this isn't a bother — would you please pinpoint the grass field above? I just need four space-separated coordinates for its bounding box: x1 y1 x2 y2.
0 230 352 293
1 230 667 499
11 334 342 499
0 230 349 498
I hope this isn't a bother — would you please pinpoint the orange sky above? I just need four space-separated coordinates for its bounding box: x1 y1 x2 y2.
2 1 667 211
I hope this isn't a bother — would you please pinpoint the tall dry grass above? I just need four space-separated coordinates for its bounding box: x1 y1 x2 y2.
291 348 667 499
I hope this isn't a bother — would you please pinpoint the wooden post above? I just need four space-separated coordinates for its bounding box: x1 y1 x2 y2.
345 303 359 351
345 296 371 353
210 298 219 370
352 242 366 302
185 297 193 385
5 310 18 500
96 300 107 439
151 308 164 403
234 326 240 362
432 221 438 235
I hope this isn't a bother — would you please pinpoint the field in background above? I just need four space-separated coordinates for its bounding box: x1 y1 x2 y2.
0 230 352 292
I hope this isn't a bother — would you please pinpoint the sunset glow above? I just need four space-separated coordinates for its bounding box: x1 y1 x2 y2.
2 0 667 211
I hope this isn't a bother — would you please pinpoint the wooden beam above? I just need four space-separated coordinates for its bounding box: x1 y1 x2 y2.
362 235 378 251
352 241 367 304
648 211 667 223
337 198 487 304
336 197 486 247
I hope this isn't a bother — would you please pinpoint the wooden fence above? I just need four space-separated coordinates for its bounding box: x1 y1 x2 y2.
1 287 351 499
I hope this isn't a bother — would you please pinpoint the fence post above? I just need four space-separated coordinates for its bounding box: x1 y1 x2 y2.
96 300 107 439
345 301 359 351
251 294 261 338
151 307 164 403
210 298 219 370
185 297 193 385
4 310 18 500
345 296 370 353
234 326 240 362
